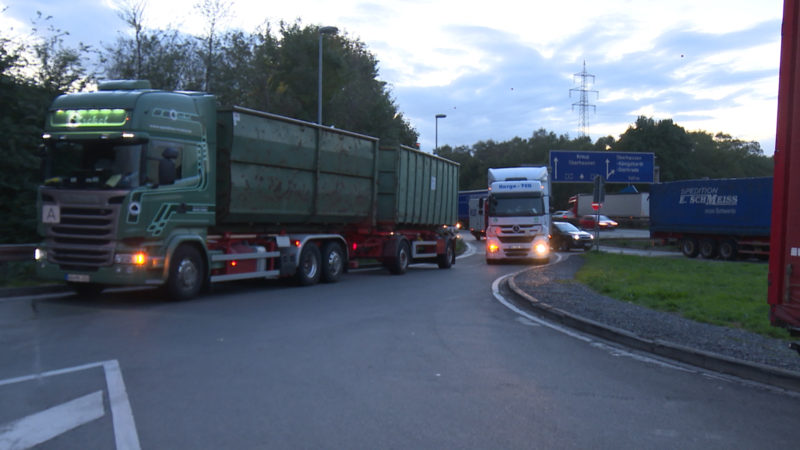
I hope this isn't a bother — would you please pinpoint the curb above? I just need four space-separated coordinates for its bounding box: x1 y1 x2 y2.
507 272 800 393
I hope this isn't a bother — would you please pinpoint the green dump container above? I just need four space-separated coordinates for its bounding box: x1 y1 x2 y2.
216 107 379 227
377 145 459 227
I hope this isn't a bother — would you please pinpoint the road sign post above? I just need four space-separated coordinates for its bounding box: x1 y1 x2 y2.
592 175 605 202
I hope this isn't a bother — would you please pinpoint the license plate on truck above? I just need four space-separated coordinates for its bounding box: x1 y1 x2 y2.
66 274 90 283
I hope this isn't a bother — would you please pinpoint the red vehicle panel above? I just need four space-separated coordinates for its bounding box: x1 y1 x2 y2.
768 0 800 331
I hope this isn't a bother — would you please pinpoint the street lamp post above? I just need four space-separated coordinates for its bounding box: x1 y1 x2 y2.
435 114 447 150
318 26 339 125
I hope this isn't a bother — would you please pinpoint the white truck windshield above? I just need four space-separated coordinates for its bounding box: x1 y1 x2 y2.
489 196 545 217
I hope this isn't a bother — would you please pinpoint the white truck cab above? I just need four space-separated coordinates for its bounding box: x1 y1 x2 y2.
484 167 551 263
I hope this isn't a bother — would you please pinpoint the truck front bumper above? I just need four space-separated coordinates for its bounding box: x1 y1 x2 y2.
35 253 167 287
485 236 550 261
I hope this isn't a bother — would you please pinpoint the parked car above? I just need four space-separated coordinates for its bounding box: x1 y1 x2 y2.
579 214 618 230
551 210 576 221
550 221 594 251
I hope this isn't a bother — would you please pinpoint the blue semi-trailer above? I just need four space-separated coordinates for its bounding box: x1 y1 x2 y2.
649 177 772 260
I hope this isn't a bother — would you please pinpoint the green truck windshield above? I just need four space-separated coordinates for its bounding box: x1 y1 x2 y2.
42 141 145 189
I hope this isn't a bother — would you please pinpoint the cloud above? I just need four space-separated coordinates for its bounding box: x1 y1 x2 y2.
2 0 120 47
1 0 782 154
401 16 781 153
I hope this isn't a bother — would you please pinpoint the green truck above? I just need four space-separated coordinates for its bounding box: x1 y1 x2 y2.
35 80 459 300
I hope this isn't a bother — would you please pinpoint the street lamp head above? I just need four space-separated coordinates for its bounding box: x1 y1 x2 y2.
435 114 447 119
320 26 339 35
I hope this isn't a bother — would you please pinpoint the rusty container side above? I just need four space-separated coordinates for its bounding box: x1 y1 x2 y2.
377 145 459 227
216 107 379 227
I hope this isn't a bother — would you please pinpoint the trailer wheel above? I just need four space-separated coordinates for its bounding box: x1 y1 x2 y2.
389 240 410 275
296 244 322 286
438 240 455 269
321 242 345 283
166 245 205 301
719 239 738 260
680 237 699 258
699 238 718 259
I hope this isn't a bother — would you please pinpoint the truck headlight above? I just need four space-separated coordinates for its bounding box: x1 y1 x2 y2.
533 238 549 256
487 238 500 253
35 248 45 261
115 252 148 265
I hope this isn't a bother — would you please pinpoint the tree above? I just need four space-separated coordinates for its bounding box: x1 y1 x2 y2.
28 12 94 94
435 127 599 207
104 29 203 90
211 20 419 145
614 116 696 181
114 0 148 78
194 0 232 92
0 12 96 243
614 116 772 182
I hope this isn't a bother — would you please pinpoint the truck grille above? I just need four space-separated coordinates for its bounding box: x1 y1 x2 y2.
498 236 534 244
494 223 542 244
42 190 124 270
503 250 531 258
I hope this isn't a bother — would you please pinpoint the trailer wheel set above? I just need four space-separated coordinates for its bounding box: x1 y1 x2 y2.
160 233 455 299
677 235 767 261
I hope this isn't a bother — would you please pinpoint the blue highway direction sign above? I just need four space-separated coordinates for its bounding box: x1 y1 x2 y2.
549 150 655 183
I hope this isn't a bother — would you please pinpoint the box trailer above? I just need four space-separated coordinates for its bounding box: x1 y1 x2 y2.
649 177 771 260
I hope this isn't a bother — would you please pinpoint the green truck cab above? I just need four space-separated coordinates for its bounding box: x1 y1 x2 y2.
37 80 216 297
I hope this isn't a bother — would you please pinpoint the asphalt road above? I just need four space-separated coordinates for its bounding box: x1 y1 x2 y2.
1 237 798 449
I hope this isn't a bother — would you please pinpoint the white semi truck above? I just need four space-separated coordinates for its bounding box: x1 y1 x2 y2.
484 167 551 263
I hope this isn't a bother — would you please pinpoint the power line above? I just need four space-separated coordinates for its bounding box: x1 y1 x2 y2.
569 60 598 138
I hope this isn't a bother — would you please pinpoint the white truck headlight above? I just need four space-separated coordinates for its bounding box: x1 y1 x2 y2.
532 237 549 256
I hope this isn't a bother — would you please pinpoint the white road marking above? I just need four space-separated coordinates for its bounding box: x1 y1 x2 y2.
491 257 800 397
0 360 141 450
515 317 540 327
457 240 477 259
490 255 694 370
0 361 105 387
103 360 141 450
0 391 104 450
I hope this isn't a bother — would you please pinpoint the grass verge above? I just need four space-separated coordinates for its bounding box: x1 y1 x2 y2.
575 252 790 340
455 236 468 255
0 261 41 288
600 238 675 251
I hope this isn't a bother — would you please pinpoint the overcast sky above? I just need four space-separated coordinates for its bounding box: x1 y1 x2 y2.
1 0 785 154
